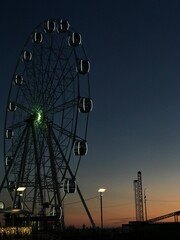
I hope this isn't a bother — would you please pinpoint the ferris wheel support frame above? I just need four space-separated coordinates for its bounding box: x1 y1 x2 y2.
51 125 96 228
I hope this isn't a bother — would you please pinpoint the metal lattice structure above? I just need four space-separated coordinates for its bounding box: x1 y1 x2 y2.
0 19 95 229
147 210 180 223
133 171 144 222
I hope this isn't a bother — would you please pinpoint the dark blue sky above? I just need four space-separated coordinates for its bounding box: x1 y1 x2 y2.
1 0 180 227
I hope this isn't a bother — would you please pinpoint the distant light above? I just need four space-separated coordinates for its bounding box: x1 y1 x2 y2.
12 208 21 213
17 187 26 192
98 188 106 193
0 202 5 209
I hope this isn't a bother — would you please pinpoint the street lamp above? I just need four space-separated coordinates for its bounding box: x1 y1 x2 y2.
98 188 106 230
13 187 26 211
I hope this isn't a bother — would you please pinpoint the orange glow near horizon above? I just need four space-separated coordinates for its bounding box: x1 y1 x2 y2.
1 173 180 228
63 192 180 228
0 194 180 228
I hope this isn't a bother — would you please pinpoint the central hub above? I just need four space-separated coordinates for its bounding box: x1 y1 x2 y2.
32 107 45 126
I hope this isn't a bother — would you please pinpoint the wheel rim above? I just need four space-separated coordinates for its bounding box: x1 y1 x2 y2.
3 19 92 223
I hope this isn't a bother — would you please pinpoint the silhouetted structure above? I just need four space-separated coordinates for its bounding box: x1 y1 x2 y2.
134 171 144 221
147 210 180 223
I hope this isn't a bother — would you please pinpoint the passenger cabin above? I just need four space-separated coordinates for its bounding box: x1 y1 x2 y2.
33 32 43 43
50 206 62 217
6 156 13 166
68 32 82 47
14 75 23 85
5 129 13 139
78 98 93 113
22 51 32 62
73 140 88 156
63 179 76 193
57 19 70 33
44 19 56 33
8 102 17 111
77 59 90 74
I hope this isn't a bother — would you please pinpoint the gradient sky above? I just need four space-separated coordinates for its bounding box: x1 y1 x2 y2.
1 0 180 228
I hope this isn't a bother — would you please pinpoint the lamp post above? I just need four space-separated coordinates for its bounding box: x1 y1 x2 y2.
144 188 147 221
98 188 106 230
11 187 26 226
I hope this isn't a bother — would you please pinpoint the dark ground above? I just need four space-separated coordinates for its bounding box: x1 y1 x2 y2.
2 222 180 239
31 223 180 240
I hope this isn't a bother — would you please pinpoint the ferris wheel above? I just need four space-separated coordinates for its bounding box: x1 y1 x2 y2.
1 19 94 228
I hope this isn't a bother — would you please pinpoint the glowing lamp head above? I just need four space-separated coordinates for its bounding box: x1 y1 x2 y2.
98 188 106 193
17 187 26 192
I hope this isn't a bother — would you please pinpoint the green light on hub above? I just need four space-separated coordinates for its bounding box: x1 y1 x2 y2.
37 111 42 122
34 109 43 126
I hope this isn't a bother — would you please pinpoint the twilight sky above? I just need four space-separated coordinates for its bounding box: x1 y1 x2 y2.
1 0 180 227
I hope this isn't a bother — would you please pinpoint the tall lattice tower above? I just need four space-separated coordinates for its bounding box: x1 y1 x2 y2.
133 171 144 221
